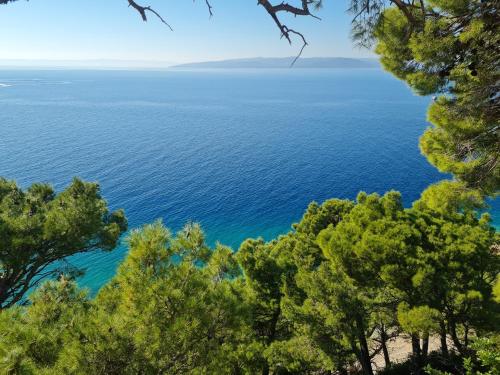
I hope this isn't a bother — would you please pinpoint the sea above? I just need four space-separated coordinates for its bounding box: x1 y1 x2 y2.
0 68 497 293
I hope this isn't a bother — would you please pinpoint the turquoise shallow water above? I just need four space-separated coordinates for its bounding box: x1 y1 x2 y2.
0 68 497 293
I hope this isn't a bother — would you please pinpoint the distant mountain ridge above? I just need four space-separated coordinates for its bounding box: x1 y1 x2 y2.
172 57 380 69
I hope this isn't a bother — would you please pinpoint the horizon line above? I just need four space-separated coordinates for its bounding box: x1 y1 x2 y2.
0 56 379 69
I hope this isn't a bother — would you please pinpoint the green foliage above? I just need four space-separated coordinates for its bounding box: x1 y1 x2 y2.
0 184 498 374
0 177 127 309
75 220 253 374
0 278 90 374
372 0 499 194
425 335 500 375
397 304 440 335
472 336 500 375
0 221 256 374
414 180 486 215
493 277 500 304
264 336 335 374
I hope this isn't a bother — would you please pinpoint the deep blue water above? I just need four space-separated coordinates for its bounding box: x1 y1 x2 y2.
0 69 497 293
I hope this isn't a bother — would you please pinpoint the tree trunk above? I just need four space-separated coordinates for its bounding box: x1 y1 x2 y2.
382 340 391 369
422 333 429 360
359 336 374 375
411 334 423 373
411 334 421 358
351 340 374 375
355 316 374 375
449 320 465 355
380 326 391 368
439 321 448 358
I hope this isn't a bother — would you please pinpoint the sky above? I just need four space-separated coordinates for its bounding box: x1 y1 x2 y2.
0 0 376 65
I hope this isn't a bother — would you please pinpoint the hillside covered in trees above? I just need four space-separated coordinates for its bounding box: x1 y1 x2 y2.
1 183 499 374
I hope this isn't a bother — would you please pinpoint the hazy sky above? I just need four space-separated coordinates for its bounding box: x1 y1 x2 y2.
0 0 376 64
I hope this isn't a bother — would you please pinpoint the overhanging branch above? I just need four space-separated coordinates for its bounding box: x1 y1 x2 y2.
257 1 322 65
128 0 173 30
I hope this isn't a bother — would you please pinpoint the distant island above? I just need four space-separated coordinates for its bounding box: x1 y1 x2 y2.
0 57 380 70
171 57 380 69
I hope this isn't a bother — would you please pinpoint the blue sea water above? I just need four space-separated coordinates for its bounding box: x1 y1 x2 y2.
0 68 497 293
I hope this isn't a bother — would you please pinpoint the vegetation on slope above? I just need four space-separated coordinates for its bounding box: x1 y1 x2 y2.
1 184 498 374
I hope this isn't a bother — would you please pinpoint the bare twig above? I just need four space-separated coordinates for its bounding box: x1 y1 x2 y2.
128 0 173 30
205 0 214 17
287 28 308 66
257 0 321 65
